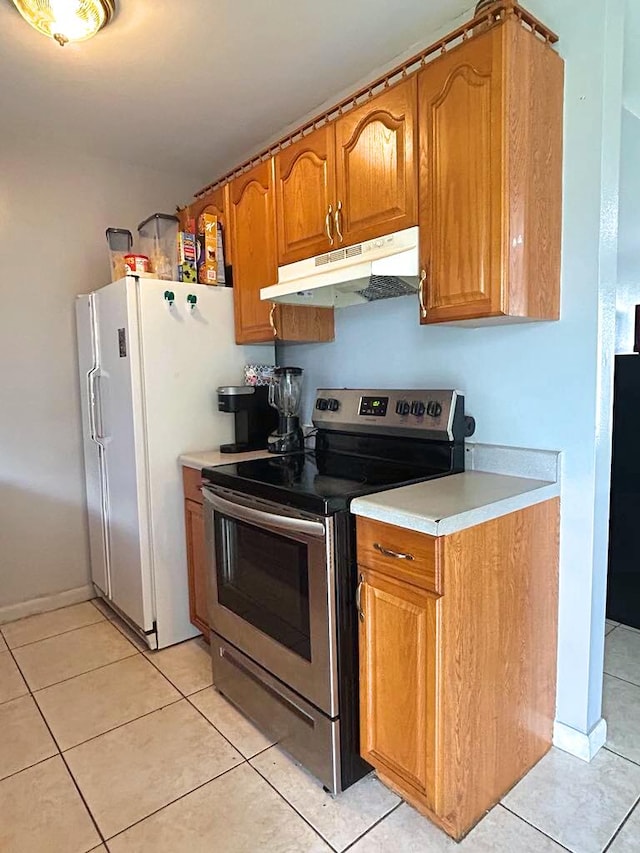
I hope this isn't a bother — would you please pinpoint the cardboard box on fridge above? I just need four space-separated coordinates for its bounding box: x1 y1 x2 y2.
177 232 198 283
197 213 219 285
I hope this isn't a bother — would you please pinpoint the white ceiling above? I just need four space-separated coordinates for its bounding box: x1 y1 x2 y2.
0 0 474 193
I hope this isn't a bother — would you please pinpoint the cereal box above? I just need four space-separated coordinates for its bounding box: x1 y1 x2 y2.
177 232 198 283
197 213 218 285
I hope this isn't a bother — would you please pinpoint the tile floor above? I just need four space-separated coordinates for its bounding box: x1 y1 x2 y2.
2 602 640 852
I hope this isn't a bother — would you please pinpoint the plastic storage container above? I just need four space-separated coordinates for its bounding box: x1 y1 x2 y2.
137 213 179 281
105 228 133 281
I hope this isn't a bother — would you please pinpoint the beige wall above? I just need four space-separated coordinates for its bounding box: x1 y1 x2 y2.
0 138 200 612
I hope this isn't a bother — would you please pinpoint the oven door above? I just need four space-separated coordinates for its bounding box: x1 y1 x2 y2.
203 485 338 717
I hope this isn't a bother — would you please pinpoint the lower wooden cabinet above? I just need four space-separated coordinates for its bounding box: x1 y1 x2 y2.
359 569 437 808
357 499 559 840
182 467 209 641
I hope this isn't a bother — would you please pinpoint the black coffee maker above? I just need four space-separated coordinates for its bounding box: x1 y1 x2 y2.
267 367 305 454
217 386 278 453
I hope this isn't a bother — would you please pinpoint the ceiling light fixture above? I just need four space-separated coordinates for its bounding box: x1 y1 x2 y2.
12 0 115 47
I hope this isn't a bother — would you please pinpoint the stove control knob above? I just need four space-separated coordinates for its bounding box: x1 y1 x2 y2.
327 398 340 412
316 398 329 411
411 400 426 417
395 400 410 416
426 401 443 418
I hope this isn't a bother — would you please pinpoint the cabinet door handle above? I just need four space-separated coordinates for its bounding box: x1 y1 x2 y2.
356 573 365 622
373 542 415 561
269 303 278 338
334 200 344 243
325 204 334 246
419 267 428 319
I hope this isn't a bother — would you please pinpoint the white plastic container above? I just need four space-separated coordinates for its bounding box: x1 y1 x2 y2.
137 214 179 281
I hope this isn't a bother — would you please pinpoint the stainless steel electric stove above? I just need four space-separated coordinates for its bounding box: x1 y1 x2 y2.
201 388 474 793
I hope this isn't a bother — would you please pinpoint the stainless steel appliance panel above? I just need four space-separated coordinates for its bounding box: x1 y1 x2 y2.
211 632 341 793
204 486 339 717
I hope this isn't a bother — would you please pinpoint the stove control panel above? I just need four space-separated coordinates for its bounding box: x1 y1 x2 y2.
313 389 464 441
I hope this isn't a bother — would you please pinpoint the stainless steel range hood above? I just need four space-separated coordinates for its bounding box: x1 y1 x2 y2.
260 226 419 308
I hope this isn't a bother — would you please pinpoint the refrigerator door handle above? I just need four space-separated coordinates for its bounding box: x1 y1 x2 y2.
94 373 106 441
88 367 99 442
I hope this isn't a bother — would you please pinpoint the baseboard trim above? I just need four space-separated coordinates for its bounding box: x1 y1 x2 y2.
553 718 608 761
0 585 95 625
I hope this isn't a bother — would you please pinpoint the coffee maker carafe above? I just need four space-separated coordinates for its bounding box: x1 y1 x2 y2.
268 367 304 454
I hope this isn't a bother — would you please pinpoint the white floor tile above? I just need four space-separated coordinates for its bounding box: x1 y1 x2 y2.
251 746 400 851
605 627 640 686
0 650 28 704
13 621 137 690
603 674 640 764
144 637 212 695
108 763 331 852
65 699 242 838
1 602 104 649
348 802 564 852
35 654 180 750
189 686 274 758
0 755 100 853
0 694 57 780
502 746 640 852
609 801 640 852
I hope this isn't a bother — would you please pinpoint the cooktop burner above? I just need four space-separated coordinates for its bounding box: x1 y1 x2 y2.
203 449 453 515
202 388 471 515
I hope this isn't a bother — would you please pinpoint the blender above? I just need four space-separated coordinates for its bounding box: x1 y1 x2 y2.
267 367 305 453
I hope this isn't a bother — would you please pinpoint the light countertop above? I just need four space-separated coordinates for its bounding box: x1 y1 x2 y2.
350 471 559 536
179 448 274 470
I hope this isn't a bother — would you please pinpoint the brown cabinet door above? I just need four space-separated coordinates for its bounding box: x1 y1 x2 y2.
335 77 417 247
418 30 504 323
228 160 278 343
359 568 437 805
184 498 209 640
275 126 337 265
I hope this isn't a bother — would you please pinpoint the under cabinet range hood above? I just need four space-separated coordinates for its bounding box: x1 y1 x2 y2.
261 226 420 308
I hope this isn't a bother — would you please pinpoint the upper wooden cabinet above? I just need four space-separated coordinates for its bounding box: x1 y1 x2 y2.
418 18 563 325
228 160 278 344
335 77 417 247
275 79 417 266
229 160 335 345
275 125 337 266
179 184 232 267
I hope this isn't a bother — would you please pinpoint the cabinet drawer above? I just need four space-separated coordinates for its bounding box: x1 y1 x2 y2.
356 517 441 594
182 466 203 505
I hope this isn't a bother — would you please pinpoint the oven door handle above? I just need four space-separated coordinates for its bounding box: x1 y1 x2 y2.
202 488 326 539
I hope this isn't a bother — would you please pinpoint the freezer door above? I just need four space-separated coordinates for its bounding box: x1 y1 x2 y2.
75 294 109 596
136 280 270 647
94 279 155 635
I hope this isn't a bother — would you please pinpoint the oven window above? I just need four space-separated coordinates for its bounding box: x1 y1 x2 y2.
215 515 311 661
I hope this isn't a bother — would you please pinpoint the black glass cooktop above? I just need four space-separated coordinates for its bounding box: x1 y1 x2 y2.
202 449 456 515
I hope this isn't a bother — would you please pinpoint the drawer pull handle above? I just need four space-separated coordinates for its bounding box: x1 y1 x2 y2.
373 542 415 561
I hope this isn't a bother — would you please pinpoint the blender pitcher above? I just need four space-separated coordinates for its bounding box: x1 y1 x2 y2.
268 367 304 453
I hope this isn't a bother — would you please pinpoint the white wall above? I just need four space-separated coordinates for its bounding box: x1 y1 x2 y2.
281 0 624 743
616 108 640 352
0 137 201 612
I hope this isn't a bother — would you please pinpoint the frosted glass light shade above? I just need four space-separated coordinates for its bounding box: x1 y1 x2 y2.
12 0 115 46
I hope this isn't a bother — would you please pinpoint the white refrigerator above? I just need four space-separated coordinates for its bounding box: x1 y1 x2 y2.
76 276 270 649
